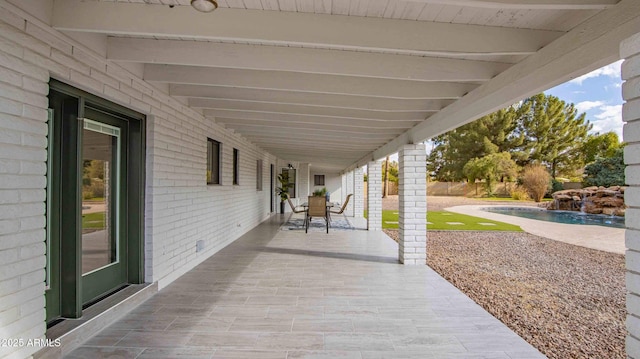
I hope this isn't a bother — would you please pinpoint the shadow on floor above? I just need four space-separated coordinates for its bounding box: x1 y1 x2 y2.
253 246 399 264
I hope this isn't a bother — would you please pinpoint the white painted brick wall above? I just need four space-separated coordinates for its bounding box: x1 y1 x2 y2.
0 5 276 358
0 9 51 358
354 167 364 218
341 173 347 205
367 162 382 231
398 144 427 265
299 163 310 200
623 31 640 359
345 170 354 216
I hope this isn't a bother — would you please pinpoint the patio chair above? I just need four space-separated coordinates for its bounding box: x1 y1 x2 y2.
330 194 353 215
286 194 307 228
286 194 306 214
305 196 329 233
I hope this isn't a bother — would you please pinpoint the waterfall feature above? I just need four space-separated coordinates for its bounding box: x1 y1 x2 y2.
547 186 626 217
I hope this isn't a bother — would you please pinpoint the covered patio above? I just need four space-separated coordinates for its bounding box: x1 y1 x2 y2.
65 217 543 358
0 0 639 358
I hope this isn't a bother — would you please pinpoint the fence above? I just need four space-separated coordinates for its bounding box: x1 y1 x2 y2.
364 181 583 197
427 182 514 197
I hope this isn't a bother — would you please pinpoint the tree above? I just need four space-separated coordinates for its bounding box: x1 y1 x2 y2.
383 156 390 198
427 105 528 181
380 159 398 184
428 93 593 181
583 147 625 187
463 152 518 197
521 94 592 178
521 164 551 202
582 132 621 164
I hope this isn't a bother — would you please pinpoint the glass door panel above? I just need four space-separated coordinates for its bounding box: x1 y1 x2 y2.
80 109 128 304
81 120 120 275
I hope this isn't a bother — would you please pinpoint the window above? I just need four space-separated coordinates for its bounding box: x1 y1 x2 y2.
314 174 325 186
207 138 220 184
233 148 239 185
256 159 263 191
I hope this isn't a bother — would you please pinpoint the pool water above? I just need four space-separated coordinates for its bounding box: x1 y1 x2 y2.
484 208 625 229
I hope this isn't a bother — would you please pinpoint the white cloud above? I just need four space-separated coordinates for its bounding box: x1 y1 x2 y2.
575 100 605 113
569 60 623 85
590 104 623 138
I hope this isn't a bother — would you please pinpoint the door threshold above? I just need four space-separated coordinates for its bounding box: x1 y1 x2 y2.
35 283 157 359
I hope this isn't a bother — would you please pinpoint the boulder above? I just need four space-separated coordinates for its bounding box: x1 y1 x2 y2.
591 197 624 208
596 189 617 197
613 208 626 217
553 194 573 200
583 203 603 214
548 186 625 216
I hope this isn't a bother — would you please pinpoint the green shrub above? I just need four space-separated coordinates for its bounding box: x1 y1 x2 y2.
88 180 105 199
551 178 564 194
583 147 625 187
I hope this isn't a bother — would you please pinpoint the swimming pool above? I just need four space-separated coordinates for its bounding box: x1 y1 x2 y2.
484 207 625 229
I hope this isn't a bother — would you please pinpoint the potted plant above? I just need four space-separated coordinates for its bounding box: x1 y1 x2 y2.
276 173 292 214
313 187 329 201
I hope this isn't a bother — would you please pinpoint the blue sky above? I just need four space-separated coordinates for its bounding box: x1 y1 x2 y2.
544 60 624 139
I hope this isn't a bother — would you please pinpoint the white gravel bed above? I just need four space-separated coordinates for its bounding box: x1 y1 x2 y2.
383 229 626 359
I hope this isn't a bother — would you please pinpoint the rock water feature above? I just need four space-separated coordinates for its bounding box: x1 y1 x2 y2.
547 186 626 217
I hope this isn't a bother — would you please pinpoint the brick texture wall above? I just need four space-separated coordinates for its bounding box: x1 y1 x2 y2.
345 171 354 217
367 162 382 230
354 167 364 218
0 4 275 358
623 31 640 359
398 144 427 265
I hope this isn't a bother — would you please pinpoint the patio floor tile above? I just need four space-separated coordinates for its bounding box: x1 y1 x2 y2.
64 215 544 358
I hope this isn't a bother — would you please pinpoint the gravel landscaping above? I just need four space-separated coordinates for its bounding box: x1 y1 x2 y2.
384 229 626 359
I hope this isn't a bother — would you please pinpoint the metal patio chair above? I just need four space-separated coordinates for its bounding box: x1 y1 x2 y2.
305 196 329 233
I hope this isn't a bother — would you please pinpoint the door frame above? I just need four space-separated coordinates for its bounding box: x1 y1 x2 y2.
270 164 275 213
46 80 146 321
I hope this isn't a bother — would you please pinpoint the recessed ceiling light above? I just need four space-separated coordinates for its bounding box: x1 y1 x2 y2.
191 0 218 13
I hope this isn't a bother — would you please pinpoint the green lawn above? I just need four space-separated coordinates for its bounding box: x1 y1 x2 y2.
82 212 105 229
367 210 522 231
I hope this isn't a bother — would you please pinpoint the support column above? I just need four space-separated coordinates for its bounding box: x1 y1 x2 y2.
367 162 382 230
398 143 427 265
341 173 347 204
622 32 640 359
298 163 310 200
354 167 364 218
345 171 354 216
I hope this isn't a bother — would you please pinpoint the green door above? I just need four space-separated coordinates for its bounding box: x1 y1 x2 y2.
46 81 145 323
80 109 128 302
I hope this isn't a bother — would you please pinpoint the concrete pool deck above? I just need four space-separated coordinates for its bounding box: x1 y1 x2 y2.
445 205 625 255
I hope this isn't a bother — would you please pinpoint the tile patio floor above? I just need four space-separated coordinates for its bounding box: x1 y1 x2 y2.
65 215 545 359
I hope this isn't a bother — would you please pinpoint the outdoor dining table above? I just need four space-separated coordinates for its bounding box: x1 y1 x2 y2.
300 201 336 227
300 201 335 209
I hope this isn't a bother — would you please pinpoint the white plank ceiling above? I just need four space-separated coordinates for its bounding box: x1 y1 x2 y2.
50 0 639 172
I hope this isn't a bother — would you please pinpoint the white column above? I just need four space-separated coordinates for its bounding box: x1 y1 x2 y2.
367 162 382 230
341 173 347 204
298 163 310 201
398 143 427 265
354 167 364 218
345 170 354 216
622 32 640 359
